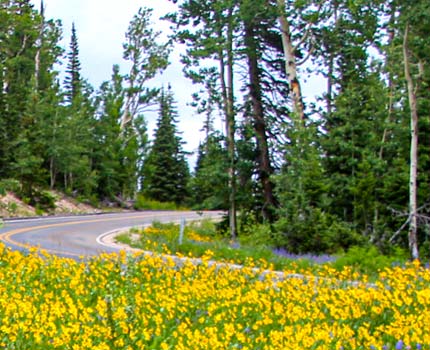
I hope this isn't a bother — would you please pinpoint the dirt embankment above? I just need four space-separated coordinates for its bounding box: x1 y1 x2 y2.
0 191 101 218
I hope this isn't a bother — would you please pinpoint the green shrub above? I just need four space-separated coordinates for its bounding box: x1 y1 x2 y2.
420 239 430 260
134 194 181 211
187 219 219 239
332 245 408 276
7 202 18 214
239 223 276 248
77 194 100 208
116 233 132 246
0 179 21 195
35 205 45 216
274 208 364 254
30 190 56 211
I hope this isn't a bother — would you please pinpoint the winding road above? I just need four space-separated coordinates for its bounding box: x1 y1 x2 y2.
0 211 224 259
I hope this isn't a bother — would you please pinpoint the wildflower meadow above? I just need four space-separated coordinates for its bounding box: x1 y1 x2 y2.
0 242 429 349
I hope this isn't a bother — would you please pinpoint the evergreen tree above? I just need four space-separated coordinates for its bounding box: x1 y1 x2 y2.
59 23 98 197
190 132 228 210
93 65 125 200
0 0 41 177
304 0 398 239
63 23 81 104
239 0 281 221
38 81 66 190
61 81 97 196
25 4 64 195
167 0 240 237
142 86 189 205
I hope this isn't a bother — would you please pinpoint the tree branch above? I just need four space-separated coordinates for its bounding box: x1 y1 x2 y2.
389 215 411 243
389 203 430 243
16 35 29 57
294 1 323 50
296 39 316 66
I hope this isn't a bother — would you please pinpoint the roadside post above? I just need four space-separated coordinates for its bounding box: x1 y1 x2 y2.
179 218 186 245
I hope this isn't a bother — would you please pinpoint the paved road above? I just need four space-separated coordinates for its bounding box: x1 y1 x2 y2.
0 211 224 259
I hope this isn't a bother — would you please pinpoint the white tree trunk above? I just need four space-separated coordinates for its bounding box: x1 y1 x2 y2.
34 1 45 90
403 23 419 260
277 0 305 121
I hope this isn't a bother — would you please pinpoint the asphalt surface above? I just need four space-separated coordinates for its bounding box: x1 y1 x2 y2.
0 211 224 259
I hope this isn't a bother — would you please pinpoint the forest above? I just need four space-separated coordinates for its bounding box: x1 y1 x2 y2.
0 0 428 259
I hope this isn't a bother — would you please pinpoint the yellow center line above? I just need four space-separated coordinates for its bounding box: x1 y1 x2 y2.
0 212 185 258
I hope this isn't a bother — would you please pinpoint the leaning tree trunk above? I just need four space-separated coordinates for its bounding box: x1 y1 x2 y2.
244 19 277 221
403 23 419 260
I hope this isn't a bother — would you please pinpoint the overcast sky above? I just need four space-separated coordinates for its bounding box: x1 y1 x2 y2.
38 1 177 86
30 0 204 165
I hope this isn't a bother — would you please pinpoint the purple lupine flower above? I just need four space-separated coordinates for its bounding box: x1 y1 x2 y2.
416 344 422 350
396 340 404 350
231 241 241 249
272 247 336 264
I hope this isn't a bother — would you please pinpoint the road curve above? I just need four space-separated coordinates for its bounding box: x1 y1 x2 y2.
0 211 224 259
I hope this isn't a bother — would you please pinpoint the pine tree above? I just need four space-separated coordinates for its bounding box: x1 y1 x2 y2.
190 132 228 210
0 0 41 177
166 0 240 236
142 86 189 205
302 1 391 237
92 65 125 200
64 23 81 104
59 23 99 196
240 0 282 221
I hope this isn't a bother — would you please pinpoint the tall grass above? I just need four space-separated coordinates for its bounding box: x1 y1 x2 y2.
133 194 187 211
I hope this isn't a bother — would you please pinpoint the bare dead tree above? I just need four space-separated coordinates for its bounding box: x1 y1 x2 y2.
389 204 430 247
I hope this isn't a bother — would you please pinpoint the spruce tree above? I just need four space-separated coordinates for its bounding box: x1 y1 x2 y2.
60 24 98 195
0 0 40 177
64 23 81 104
190 132 228 210
93 65 125 199
142 86 189 205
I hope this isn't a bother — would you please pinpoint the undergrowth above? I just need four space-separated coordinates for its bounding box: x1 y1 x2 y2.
116 219 410 279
